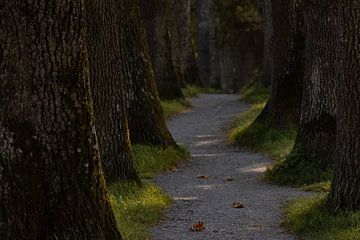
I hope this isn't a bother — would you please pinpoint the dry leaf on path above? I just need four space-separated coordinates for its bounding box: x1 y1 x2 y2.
226 177 234 181
197 175 209 179
190 221 205 232
232 202 245 208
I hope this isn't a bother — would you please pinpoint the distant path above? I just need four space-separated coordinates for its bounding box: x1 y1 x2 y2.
153 94 308 240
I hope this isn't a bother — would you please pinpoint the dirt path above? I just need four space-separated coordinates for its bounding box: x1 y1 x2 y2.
152 94 308 240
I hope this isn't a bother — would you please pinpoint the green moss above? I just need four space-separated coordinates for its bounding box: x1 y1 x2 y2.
109 182 171 240
285 195 360 240
161 99 191 119
132 145 189 179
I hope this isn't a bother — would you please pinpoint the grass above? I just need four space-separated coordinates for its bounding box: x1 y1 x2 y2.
240 83 271 104
109 145 189 240
229 102 296 160
132 145 189 179
285 195 360 240
161 99 191 119
109 182 171 240
264 148 333 186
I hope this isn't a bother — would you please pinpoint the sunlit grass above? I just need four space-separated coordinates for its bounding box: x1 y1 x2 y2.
229 103 296 160
132 145 189 179
161 99 191 119
285 195 360 240
109 182 171 240
109 145 189 240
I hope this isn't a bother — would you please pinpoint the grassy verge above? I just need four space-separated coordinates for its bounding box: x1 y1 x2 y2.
284 195 360 240
109 145 189 240
230 84 295 160
161 99 191 119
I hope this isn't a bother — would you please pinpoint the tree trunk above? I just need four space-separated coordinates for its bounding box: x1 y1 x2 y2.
140 0 184 99
174 0 201 86
255 0 304 126
0 1 122 239
119 0 177 147
197 0 221 88
86 0 140 183
291 1 337 171
327 0 360 213
261 0 273 87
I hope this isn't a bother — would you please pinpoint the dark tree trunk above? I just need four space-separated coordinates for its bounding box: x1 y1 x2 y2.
119 0 177 147
174 0 201 86
261 0 273 87
140 0 184 99
256 0 304 126
197 0 221 88
327 0 360 213
0 1 122 239
86 0 140 183
291 1 337 170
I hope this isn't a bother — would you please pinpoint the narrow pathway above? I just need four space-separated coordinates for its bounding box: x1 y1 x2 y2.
153 94 308 240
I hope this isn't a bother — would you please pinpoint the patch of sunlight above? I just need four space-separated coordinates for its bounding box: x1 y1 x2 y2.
194 139 222 147
237 164 267 173
193 184 222 190
173 196 198 201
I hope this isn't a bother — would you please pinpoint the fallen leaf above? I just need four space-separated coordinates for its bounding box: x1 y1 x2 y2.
197 175 209 179
226 177 234 181
190 221 205 232
232 202 245 208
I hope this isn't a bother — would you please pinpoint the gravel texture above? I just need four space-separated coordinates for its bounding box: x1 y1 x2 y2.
152 94 309 240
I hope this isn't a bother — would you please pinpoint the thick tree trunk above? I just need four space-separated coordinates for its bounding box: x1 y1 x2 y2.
327 0 360 213
261 0 273 87
140 0 184 99
119 0 177 147
0 1 122 239
291 1 337 170
174 0 201 86
86 0 140 183
256 0 303 126
197 0 221 88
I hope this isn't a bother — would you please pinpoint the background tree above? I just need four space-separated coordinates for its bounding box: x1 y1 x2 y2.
119 0 177 147
197 0 221 88
327 0 360 213
0 1 122 239
261 0 273 87
173 0 201 86
86 0 140 183
254 0 304 126
140 0 184 99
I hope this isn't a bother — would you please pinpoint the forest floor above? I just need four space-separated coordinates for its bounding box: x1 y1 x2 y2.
152 94 310 240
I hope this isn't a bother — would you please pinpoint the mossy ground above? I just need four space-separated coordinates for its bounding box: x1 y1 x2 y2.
109 145 189 240
285 195 360 240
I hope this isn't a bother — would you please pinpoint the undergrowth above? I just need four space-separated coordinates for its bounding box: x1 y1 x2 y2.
285 195 360 240
109 145 189 240
161 99 191 119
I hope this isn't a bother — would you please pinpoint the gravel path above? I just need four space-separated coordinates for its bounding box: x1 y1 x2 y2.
152 94 308 240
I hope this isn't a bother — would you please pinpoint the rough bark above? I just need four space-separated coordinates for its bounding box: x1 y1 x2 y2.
255 0 304 126
197 0 221 88
119 0 177 147
86 0 140 183
292 1 337 169
0 1 122 239
140 0 184 99
261 0 273 87
327 0 360 213
173 0 201 86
